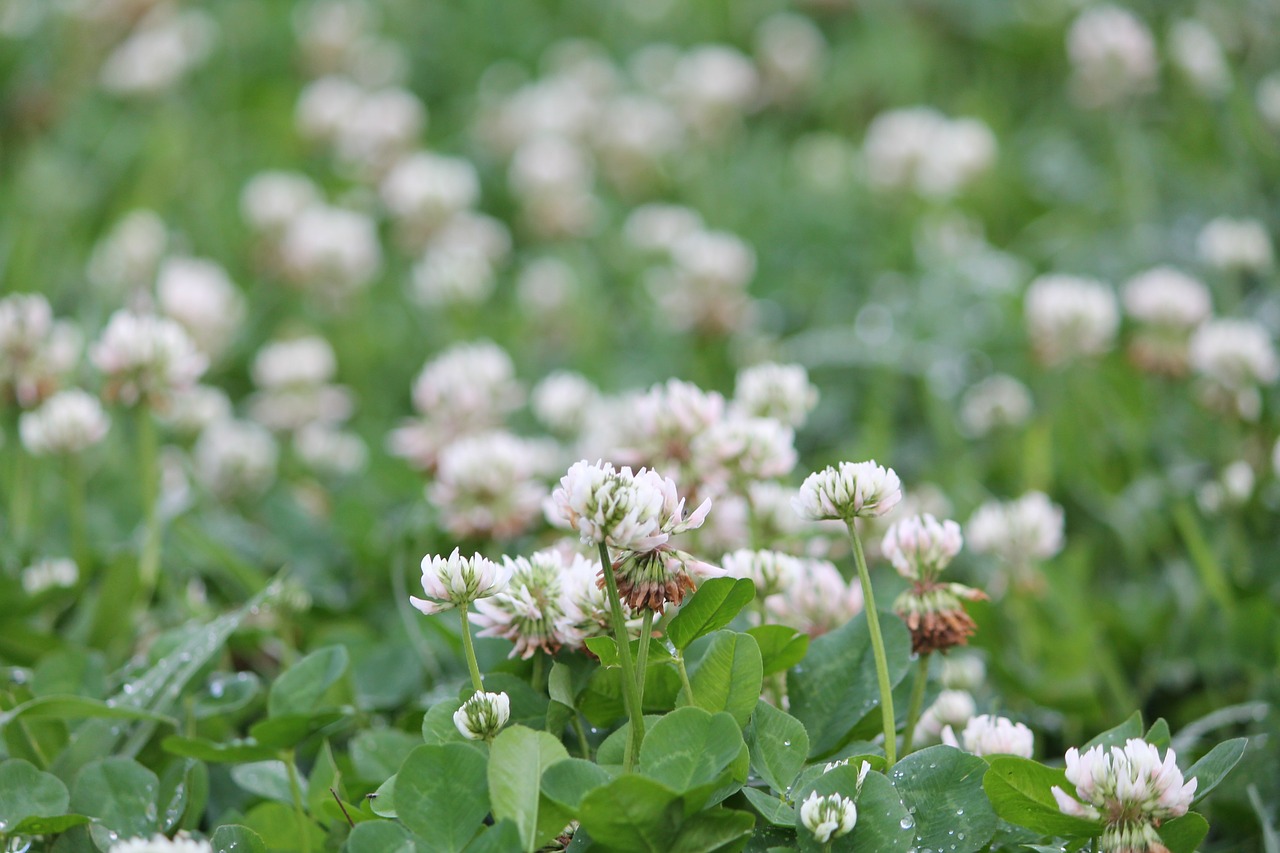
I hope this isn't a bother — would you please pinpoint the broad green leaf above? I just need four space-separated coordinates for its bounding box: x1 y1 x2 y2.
0 758 70 830
463 819 524 853
194 672 262 719
596 715 666 767
580 666 681 727
243 801 324 852
638 707 743 807
669 808 755 853
158 758 207 832
161 735 278 764
1081 711 1143 751
848 771 914 853
745 700 809 793
351 729 422 783
69 757 160 839
584 637 618 666
667 578 756 651
1185 738 1247 805
1158 812 1209 853
369 774 397 819
983 756 1103 838
231 761 299 805
890 746 998 853
344 820 414 853
686 631 762 727
395 744 489 853
548 661 577 707
489 725 572 853
0 695 176 729
422 699 467 745
9 814 90 835
307 740 341 820
793 764 879 853
786 611 911 758
541 759 613 811
268 646 350 718
250 710 349 749
1145 718 1171 750
741 788 795 827
577 774 684 853
211 824 269 853
746 626 809 677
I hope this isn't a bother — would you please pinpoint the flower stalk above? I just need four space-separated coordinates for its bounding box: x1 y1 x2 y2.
598 542 646 770
136 407 163 608
458 604 485 693
846 519 898 766
900 653 931 758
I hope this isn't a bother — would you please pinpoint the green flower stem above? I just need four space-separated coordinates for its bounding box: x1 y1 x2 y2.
1172 501 1234 612
573 715 592 760
845 519 897 767
634 609 654 692
531 649 547 693
676 652 694 705
598 541 646 771
9 440 31 550
458 604 485 693
66 455 89 571
135 407 163 608
900 653 931 758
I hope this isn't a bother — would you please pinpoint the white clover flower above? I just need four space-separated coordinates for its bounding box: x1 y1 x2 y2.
160 385 232 435
732 362 819 429
1169 19 1230 99
252 336 338 389
508 135 599 239
959 374 1033 437
550 460 709 553
621 378 726 469
332 85 426 176
622 203 705 254
99 8 216 97
294 423 368 477
471 550 588 659
515 257 578 315
1066 5 1157 108
91 310 208 406
296 74 364 142
1051 739 1197 850
966 491 1065 566
1122 267 1212 329
194 419 279 501
380 151 480 235
941 714 1034 758
278 205 382 299
155 256 245 359
648 230 757 335
862 107 996 198
940 654 986 691
754 12 826 104
799 791 856 844
22 557 79 595
721 549 800 599
691 415 798 490
19 389 110 455
410 548 511 615
240 171 320 234
666 45 759 140
410 340 523 432
592 95 684 190
881 513 963 581
1024 275 1119 365
1197 217 1273 274
0 293 82 408
411 245 495 307
531 371 599 437
1189 319 1279 390
914 689 977 745
793 460 902 522
109 834 213 853
87 210 168 291
428 431 553 540
453 691 510 741
764 557 863 638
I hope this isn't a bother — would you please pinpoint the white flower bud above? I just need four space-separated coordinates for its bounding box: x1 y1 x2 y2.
793 460 902 521
881 513 963 580
941 714 1034 758
453 691 510 741
799 791 856 844
410 548 511 615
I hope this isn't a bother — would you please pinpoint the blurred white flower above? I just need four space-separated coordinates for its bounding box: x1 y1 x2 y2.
666 45 759 139
863 107 996 198
881 513 963 581
1197 217 1273 274
278 205 382 299
19 389 109 455
410 548 510 615
471 550 588 658
754 13 825 105
1122 267 1212 329
380 152 480 243
411 245 494 307
508 135 599 239
940 654 986 691
623 203 705 254
1258 74 1280 133
194 419 279 500
21 557 79 595
155 257 245 359
626 378 726 467
691 414 797 490
1066 5 1157 108
453 690 510 741
91 310 207 406
161 385 232 435
794 460 902 522
764 557 862 637
959 375 1033 437
87 210 168 292
647 229 758 335
296 74 365 142
409 340 523 433
799 791 856 844
914 689 976 745
531 370 598 436
240 171 321 234
99 8 216 97
592 95 684 190
721 548 800 599
0 293 82 407
941 714 1034 758
333 86 426 176
253 336 338 389
429 431 552 540
1168 19 1230 99
515 256 579 316
109 834 212 853
1052 739 1196 852
966 491 1065 567
1024 274 1119 364
733 362 819 429
1188 318 1279 416
294 423 368 476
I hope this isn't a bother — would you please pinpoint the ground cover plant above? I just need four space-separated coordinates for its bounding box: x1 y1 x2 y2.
0 0 1277 850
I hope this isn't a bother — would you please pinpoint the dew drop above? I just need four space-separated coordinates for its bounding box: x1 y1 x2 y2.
783 740 791 746
956 808 963 815
900 816 915 830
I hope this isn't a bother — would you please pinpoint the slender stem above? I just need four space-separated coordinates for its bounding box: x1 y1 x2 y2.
635 610 655 692
572 715 592 760
901 654 931 758
285 751 313 853
135 408 163 608
10 440 31 550
597 542 645 771
458 604 485 693
1172 502 1234 612
531 649 547 693
66 456 89 571
676 653 695 705
846 519 897 767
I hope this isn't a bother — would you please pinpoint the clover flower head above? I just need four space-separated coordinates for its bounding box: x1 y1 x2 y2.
881 513 963 580
721 549 800 600
471 550 587 659
800 791 857 844
793 460 902 522
109 834 213 853
732 361 819 429
91 310 208 406
19 389 110 456
967 491 1065 566
764 557 863 638
941 714 1034 758
410 549 510 615
453 691 510 741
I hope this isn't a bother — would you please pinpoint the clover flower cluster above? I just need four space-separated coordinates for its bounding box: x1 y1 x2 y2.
799 791 857 844
942 714 1034 758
